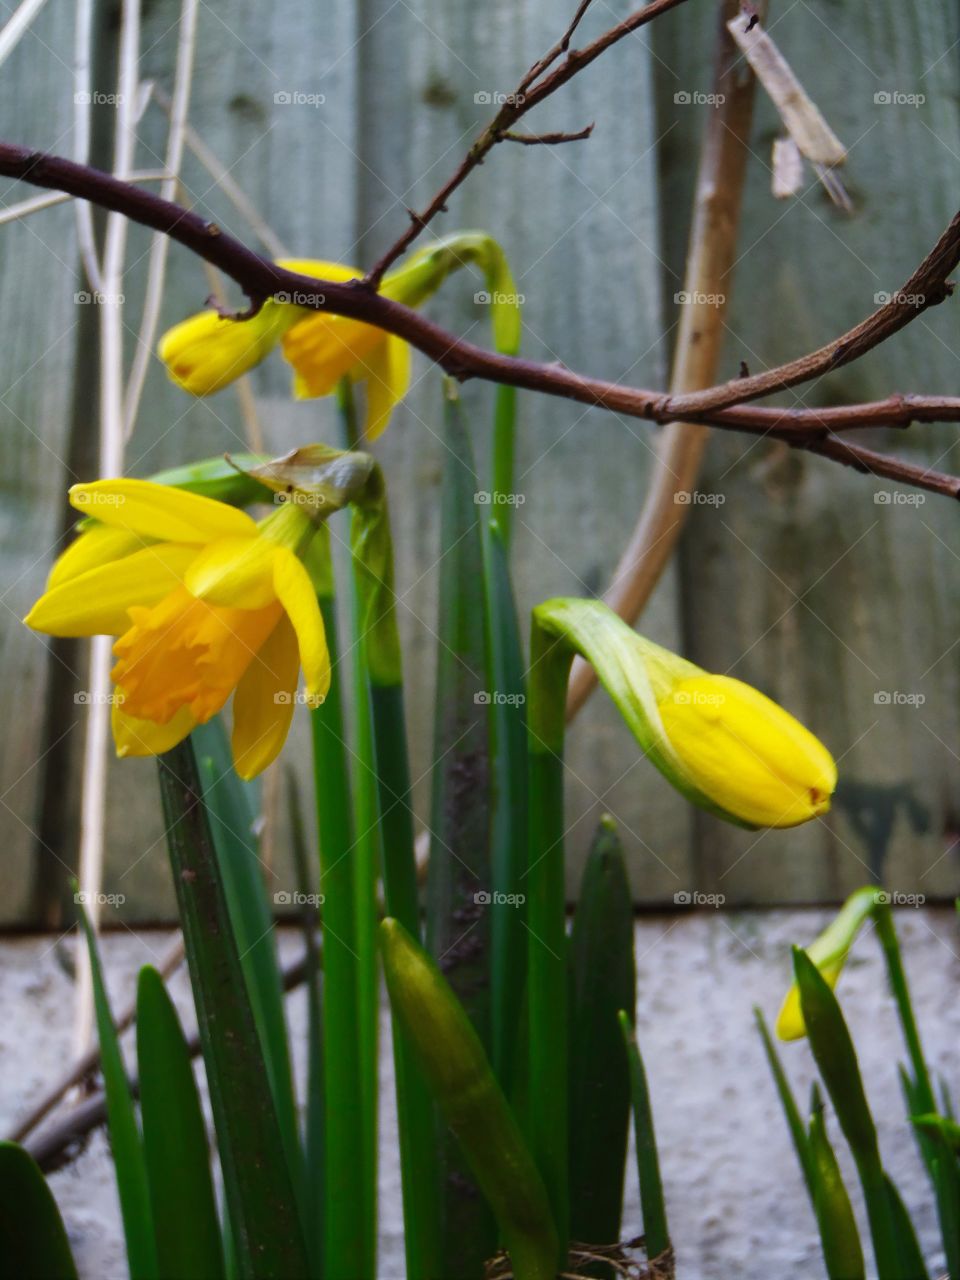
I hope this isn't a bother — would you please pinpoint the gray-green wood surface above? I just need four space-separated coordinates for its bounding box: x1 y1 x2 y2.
0 0 957 924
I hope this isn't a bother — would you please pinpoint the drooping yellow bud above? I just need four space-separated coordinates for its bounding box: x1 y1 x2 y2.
775 887 879 1040
158 301 296 396
657 674 837 829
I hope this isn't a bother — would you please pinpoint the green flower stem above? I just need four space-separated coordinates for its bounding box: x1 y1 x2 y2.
525 618 576 1259
311 583 370 1280
491 384 517 546
346 453 440 1280
872 903 934 1111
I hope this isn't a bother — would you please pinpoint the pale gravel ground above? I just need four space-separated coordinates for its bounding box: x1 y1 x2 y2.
1 908 957 1279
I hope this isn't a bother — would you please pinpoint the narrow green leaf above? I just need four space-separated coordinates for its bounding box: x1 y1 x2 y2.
312 590 372 1280
482 517 528 1094
77 905 157 1280
618 1011 671 1266
426 385 496 1274
192 718 303 1213
808 1085 865 1280
137 966 225 1280
568 818 634 1248
381 919 558 1280
884 1174 929 1280
287 769 326 1273
157 739 309 1280
754 1007 815 1203
793 947 900 1280
0 1142 78 1279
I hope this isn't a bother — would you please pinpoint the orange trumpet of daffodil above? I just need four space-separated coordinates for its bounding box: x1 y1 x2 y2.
24 479 330 779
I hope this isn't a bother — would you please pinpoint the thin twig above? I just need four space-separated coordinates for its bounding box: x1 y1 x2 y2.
0 145 958 494
363 0 692 286
122 0 200 436
502 125 594 145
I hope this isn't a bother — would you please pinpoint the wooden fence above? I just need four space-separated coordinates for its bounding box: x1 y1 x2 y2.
0 0 957 924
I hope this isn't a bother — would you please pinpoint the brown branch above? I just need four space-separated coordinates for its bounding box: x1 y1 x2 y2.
362 0 691 287
0 143 957 497
795 433 960 500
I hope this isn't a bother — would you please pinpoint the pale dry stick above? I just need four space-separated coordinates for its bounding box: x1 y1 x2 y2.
152 84 291 259
73 0 142 1058
122 0 200 437
0 173 170 228
7 933 185 1145
0 0 47 69
73 0 103 291
566 0 760 718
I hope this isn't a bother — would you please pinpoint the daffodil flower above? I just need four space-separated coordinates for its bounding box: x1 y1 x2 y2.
24 479 330 779
532 598 837 829
158 233 521 441
776 887 879 1040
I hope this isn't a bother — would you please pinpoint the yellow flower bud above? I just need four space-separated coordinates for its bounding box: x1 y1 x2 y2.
158 302 294 396
657 674 837 829
775 887 879 1040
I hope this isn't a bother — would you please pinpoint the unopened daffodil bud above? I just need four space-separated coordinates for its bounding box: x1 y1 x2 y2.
775 887 879 1040
657 674 837 828
158 232 521 441
531 598 836 830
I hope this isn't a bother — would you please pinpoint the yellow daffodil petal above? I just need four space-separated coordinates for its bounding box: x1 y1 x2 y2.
112 698 197 759
283 313 387 398
272 548 330 701
69 479 258 544
46 525 155 590
231 614 300 779
276 258 361 284
158 302 296 396
25 544 197 637
658 674 837 828
355 331 411 442
185 537 280 609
